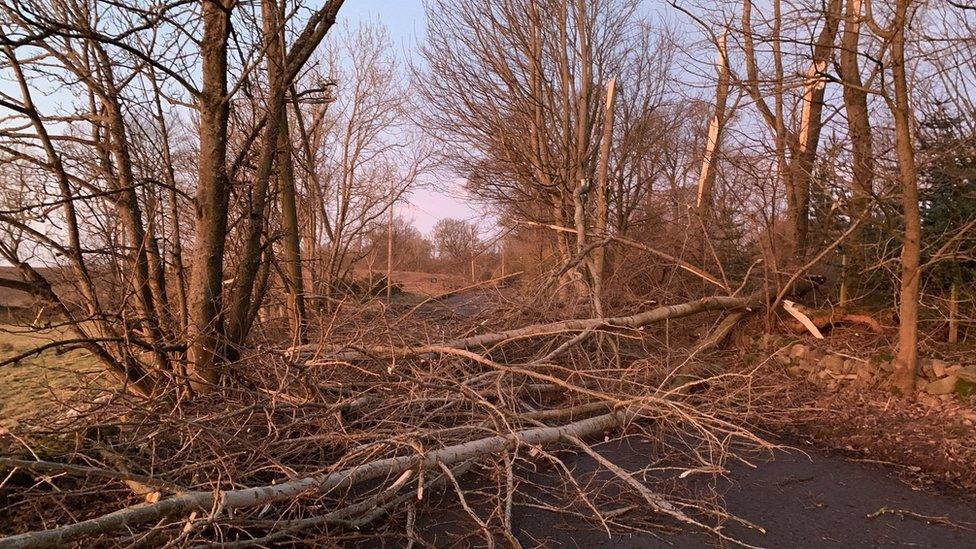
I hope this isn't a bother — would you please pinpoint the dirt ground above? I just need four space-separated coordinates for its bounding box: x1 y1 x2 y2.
781 371 976 496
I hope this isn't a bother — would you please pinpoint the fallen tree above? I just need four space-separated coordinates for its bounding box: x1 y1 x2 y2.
0 407 715 549
1 291 775 548
783 311 884 335
289 294 764 364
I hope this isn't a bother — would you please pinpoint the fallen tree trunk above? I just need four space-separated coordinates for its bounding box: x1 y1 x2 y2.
0 409 659 549
666 311 747 390
784 312 883 335
290 294 763 363
3 293 774 547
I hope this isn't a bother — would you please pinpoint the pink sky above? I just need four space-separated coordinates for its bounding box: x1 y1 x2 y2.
341 1 480 235
403 183 483 234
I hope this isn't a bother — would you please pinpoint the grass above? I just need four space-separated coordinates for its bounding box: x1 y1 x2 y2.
0 324 106 428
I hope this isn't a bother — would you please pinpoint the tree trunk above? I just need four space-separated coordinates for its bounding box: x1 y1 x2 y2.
787 0 842 259
888 0 920 396
695 31 730 219
0 410 635 549
273 10 307 346
226 0 344 350
948 282 959 344
838 0 875 303
93 59 171 372
591 76 617 318
225 0 290 352
386 183 394 299
149 67 189 333
186 0 232 392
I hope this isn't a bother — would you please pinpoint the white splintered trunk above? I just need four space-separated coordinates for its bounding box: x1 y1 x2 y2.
695 30 730 218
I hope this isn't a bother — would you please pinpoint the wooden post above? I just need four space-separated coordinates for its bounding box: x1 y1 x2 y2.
949 282 959 344
386 180 394 300
839 252 848 307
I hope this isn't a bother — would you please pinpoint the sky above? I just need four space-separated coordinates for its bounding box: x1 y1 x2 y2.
0 0 477 238
338 0 483 235
339 0 428 48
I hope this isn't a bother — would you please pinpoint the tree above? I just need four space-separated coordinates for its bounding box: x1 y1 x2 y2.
291 22 426 297
920 111 976 344
417 0 674 292
835 0 876 306
864 0 921 395
432 218 480 279
187 0 234 390
738 0 843 261
0 0 346 396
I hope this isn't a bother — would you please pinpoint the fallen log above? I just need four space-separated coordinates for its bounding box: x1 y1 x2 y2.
290 294 763 364
666 311 747 390
3 293 776 547
783 312 883 335
0 409 682 549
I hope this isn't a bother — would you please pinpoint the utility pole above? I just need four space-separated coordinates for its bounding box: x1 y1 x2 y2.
386 179 394 300
501 243 506 277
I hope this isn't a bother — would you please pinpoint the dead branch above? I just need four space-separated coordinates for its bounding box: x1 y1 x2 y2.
784 312 883 334
0 410 635 549
0 458 185 495
291 294 762 363
519 221 729 292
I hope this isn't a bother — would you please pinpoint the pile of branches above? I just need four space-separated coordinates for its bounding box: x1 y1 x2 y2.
1 290 779 547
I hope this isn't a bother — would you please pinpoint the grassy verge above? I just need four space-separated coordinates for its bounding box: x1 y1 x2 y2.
0 325 104 428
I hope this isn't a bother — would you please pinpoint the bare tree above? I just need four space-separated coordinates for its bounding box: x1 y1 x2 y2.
291 22 426 297
738 0 843 261
862 0 920 395
433 218 480 279
0 0 346 395
417 0 673 296
835 0 875 306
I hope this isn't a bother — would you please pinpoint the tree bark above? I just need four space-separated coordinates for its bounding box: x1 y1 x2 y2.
148 63 189 334
886 0 921 396
740 0 841 260
837 0 875 304
272 0 308 346
186 0 233 392
787 0 842 258
591 76 617 318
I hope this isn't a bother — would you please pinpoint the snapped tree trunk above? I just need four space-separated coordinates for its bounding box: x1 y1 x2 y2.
786 0 842 259
695 30 730 220
591 76 617 318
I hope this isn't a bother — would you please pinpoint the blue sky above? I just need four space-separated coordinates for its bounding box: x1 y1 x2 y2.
340 0 428 49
